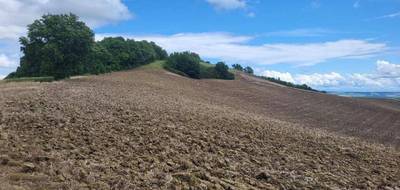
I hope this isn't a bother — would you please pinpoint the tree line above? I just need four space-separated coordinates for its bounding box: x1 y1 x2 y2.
7 14 235 80
165 52 234 80
6 13 320 93
7 14 167 80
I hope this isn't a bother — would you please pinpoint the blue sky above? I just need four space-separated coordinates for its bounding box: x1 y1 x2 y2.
0 0 400 91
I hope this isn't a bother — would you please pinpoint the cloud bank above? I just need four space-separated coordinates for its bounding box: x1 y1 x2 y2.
0 54 16 68
262 60 400 91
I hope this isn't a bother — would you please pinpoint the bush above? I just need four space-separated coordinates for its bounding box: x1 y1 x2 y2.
243 66 254 74
232 64 243 71
166 52 201 79
215 62 234 80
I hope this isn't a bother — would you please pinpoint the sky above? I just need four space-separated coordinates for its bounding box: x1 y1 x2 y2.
0 0 399 92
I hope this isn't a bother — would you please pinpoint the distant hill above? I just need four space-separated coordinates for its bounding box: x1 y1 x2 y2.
329 91 400 99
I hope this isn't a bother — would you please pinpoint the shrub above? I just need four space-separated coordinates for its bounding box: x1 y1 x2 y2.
243 66 254 74
166 52 201 79
215 62 234 80
232 64 243 71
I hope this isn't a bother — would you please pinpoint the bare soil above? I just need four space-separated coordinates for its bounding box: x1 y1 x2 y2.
0 68 399 189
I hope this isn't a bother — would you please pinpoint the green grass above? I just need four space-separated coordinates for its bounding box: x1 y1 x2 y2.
199 62 214 68
140 60 166 70
4 76 54 83
141 60 190 77
141 60 234 80
199 62 218 79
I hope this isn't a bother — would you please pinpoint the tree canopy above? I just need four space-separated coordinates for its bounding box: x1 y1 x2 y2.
165 52 201 79
7 13 235 81
215 62 234 80
14 14 94 79
8 14 168 80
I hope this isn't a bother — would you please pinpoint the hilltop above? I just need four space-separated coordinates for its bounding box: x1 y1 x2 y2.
1 63 399 189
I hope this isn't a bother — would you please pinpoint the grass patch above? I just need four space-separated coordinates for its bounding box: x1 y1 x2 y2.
199 62 214 68
199 64 217 79
140 60 166 70
139 60 190 77
4 77 54 83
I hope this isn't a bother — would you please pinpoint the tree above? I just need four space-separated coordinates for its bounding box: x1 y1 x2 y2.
243 66 254 74
232 64 243 71
15 14 95 79
86 43 118 74
97 37 167 70
166 52 201 79
215 62 234 80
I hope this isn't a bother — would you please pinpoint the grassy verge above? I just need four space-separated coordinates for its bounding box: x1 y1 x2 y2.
3 76 54 83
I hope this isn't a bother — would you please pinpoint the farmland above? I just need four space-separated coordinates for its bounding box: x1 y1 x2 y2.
0 66 400 189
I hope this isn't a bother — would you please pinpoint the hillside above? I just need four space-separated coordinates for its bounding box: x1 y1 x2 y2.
1 65 400 189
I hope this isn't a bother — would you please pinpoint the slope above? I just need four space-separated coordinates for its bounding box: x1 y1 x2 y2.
0 66 399 189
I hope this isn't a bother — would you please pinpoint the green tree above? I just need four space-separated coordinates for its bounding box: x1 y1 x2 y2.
166 52 201 79
86 43 119 74
97 37 167 70
15 14 95 79
243 66 254 74
215 62 234 80
232 64 243 71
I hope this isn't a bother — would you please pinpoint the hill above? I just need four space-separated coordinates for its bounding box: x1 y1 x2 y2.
0 65 400 189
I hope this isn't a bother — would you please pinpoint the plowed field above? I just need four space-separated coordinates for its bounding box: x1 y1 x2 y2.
1 66 399 189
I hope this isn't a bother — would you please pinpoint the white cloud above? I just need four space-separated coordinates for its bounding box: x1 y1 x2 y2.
261 60 400 91
262 70 296 83
378 12 400 19
0 75 5 80
0 0 132 39
376 60 400 78
295 72 345 87
347 73 385 87
206 0 247 10
97 32 387 66
0 54 16 68
0 26 25 40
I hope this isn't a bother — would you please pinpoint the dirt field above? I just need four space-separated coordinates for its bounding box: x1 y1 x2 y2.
1 67 400 189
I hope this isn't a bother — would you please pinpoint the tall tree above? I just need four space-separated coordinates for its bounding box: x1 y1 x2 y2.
15 14 94 79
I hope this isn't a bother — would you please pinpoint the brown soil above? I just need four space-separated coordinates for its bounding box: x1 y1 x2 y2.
0 68 399 189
